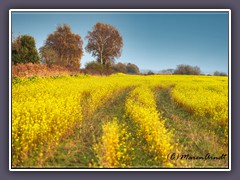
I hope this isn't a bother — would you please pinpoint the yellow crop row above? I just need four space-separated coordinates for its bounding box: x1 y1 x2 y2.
93 118 121 168
92 117 133 168
125 86 174 167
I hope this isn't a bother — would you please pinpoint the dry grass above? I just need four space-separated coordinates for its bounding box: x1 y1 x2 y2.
11 63 108 78
12 63 82 78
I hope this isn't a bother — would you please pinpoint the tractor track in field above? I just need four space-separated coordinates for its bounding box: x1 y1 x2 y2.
43 87 133 167
154 87 228 168
41 85 228 168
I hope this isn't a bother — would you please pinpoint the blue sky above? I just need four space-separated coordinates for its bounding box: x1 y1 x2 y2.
11 11 229 74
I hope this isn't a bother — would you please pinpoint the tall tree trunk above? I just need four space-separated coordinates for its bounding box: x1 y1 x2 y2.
100 50 103 64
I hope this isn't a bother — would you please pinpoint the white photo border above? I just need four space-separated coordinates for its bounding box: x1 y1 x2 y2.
9 9 231 172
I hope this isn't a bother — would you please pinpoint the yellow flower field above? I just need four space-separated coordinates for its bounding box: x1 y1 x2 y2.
11 74 229 168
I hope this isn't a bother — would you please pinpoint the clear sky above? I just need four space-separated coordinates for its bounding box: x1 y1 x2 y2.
11 11 229 74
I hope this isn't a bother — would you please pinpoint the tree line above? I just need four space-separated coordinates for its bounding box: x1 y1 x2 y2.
12 22 227 76
12 23 140 75
146 65 227 76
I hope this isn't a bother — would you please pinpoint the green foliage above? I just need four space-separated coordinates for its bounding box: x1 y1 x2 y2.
12 77 24 84
12 35 40 64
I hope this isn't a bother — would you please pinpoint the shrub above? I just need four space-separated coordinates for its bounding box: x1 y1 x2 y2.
174 64 201 75
213 71 228 76
147 71 155 75
113 62 127 73
85 61 106 74
126 63 140 74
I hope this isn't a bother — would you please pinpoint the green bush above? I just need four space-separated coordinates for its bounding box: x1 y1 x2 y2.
174 64 201 75
85 61 106 74
12 35 40 65
126 63 140 74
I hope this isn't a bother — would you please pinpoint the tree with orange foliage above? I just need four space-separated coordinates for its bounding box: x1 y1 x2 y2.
85 23 123 67
41 24 83 69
